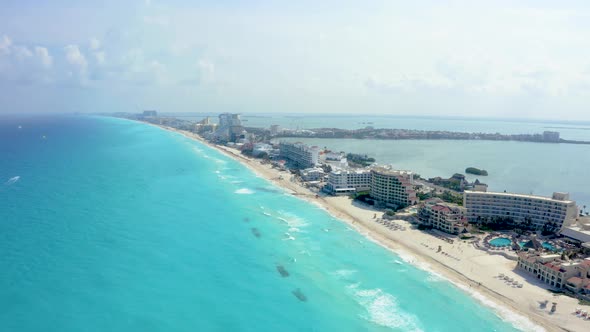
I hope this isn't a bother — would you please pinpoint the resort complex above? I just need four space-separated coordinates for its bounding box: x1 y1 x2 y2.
369 167 418 208
278 141 320 169
324 168 372 195
418 200 467 235
464 189 579 232
517 251 590 298
117 111 590 325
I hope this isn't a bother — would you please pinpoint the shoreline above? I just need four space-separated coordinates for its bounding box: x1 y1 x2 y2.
152 123 589 332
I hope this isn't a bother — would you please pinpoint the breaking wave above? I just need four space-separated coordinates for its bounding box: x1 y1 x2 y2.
349 284 423 331
235 188 255 194
5 176 20 185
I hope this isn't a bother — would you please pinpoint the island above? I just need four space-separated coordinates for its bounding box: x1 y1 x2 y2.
465 167 488 176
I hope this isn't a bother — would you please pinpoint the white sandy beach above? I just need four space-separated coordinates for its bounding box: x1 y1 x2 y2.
161 125 590 332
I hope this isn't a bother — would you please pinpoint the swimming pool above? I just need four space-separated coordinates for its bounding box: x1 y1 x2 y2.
489 237 512 247
518 240 559 251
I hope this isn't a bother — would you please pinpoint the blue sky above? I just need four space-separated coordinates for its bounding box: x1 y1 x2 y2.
1 0 590 120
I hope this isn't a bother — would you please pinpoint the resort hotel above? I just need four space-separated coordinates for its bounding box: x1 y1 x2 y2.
464 188 578 232
370 167 418 208
324 168 372 195
418 200 467 235
278 141 320 169
322 165 418 209
517 251 590 298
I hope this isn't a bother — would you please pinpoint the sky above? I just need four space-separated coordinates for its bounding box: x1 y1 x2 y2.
1 0 590 120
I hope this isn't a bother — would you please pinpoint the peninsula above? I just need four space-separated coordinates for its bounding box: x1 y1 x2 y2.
273 127 590 145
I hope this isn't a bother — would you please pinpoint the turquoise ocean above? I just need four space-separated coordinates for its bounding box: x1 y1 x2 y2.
1 115 538 331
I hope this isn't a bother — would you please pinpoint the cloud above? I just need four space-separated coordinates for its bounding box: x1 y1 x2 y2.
179 59 215 86
94 51 105 65
0 35 12 54
0 36 54 84
64 45 88 71
197 59 214 80
34 47 53 68
90 38 101 51
13 46 33 60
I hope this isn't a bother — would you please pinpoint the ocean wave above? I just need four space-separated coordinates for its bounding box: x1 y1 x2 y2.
354 233 542 331
454 284 544 332
333 269 357 279
426 274 444 283
5 176 20 185
288 227 304 233
351 285 423 331
276 211 309 228
234 188 255 194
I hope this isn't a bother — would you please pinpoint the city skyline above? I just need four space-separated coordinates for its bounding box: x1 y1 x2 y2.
1 0 590 120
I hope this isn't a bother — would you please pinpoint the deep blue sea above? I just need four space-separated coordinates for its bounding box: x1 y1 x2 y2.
1 115 537 331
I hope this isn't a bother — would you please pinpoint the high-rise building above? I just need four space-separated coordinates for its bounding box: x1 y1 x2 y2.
214 113 245 142
464 190 578 232
278 142 319 168
270 124 280 136
543 131 560 142
324 168 372 195
370 167 417 208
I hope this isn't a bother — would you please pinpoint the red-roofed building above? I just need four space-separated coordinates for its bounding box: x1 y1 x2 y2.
517 252 584 289
418 200 467 235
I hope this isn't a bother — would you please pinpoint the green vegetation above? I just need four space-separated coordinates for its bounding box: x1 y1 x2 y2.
352 192 374 205
346 153 376 167
436 191 463 205
474 216 516 231
417 192 430 201
465 167 488 176
428 175 464 191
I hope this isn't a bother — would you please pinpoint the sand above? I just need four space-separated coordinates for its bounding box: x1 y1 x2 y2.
160 125 590 332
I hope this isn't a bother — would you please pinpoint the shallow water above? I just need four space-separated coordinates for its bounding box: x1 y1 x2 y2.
0 115 536 331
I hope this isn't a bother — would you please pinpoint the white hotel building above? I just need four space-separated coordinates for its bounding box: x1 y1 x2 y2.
370 167 418 208
324 168 372 195
464 189 578 232
278 142 320 169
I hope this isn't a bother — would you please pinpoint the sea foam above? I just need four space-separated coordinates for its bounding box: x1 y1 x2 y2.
5 176 20 185
235 188 255 194
350 284 424 331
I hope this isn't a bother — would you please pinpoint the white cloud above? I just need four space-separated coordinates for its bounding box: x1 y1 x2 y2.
64 45 88 71
34 47 53 68
95 51 105 65
0 35 12 54
13 46 33 60
197 59 214 81
90 38 101 51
